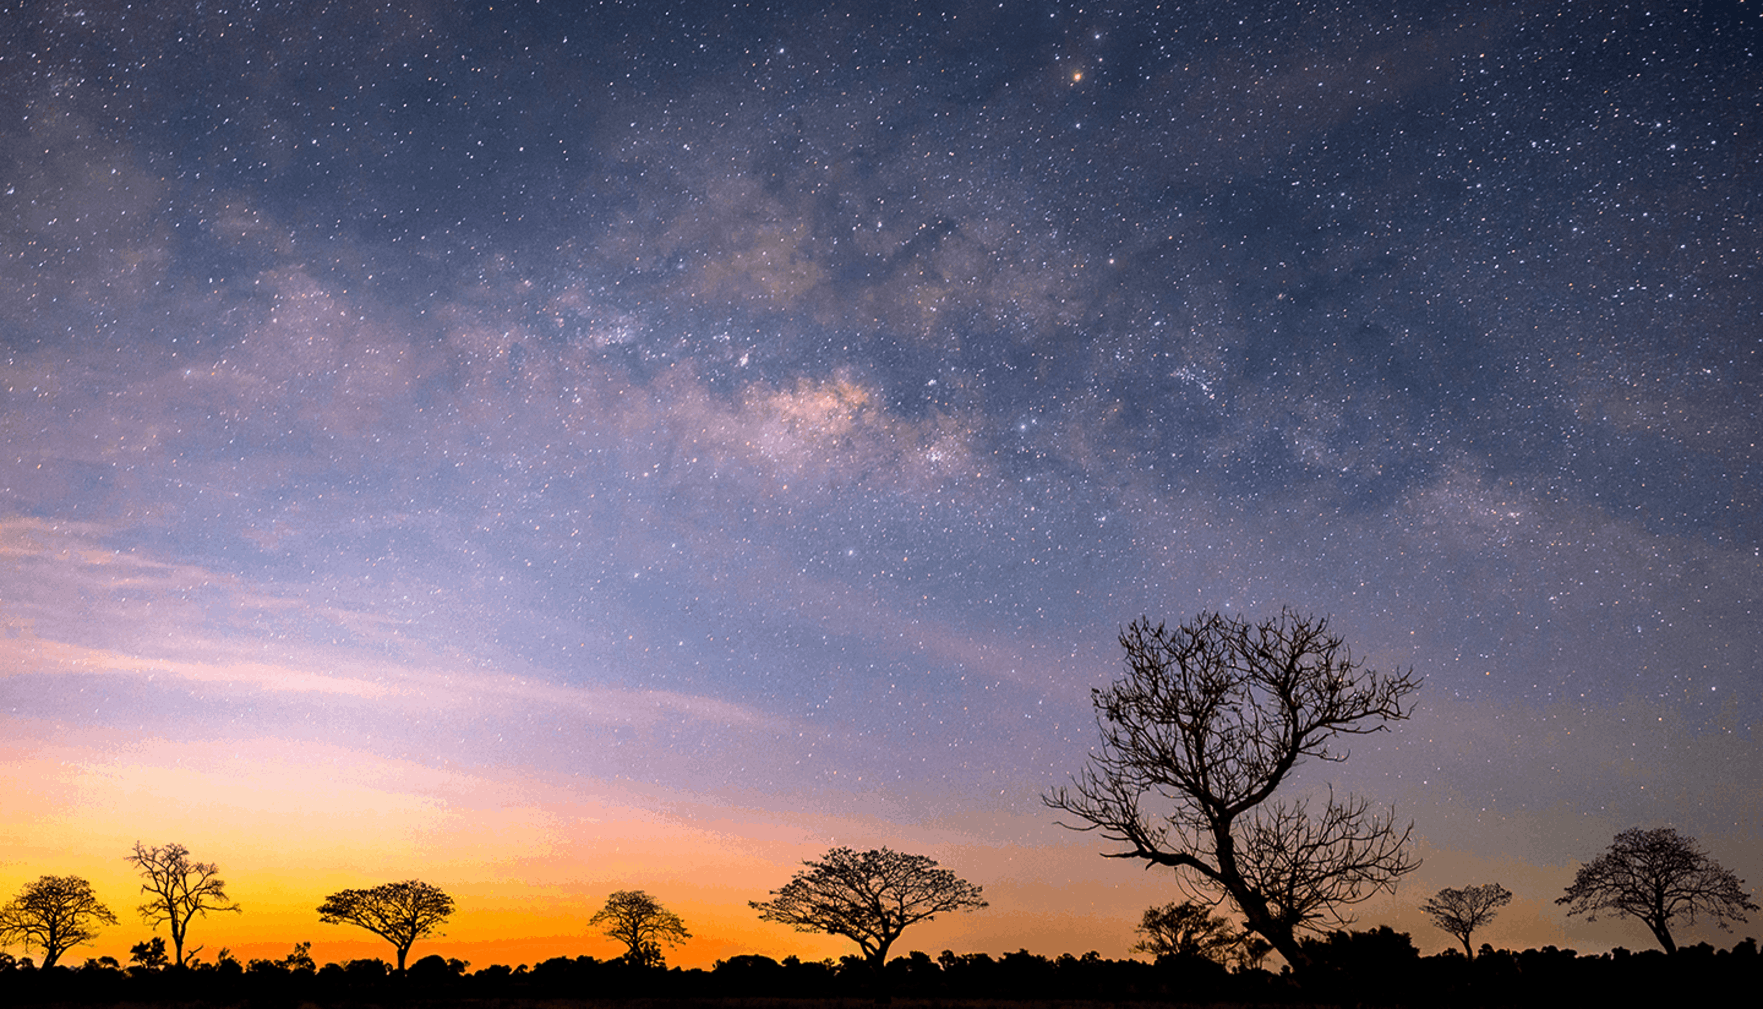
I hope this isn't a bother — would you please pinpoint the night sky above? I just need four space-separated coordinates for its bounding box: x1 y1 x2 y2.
2 0 1759 969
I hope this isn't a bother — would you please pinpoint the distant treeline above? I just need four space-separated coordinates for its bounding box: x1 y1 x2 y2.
1 928 1755 1006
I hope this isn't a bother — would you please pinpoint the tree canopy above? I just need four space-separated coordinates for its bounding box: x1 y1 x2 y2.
129 936 169 970
588 890 691 967
1132 900 1239 964
1045 609 1420 972
751 846 986 987
317 880 456 971
0 875 118 969
1558 827 1756 953
1420 883 1512 958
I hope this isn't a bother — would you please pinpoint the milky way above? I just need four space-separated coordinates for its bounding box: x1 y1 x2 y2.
1 1 1758 964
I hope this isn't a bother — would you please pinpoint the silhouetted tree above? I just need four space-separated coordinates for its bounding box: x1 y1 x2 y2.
1558 827 1757 953
588 890 690 967
318 880 455 971
1228 929 1274 971
752 847 985 998
1132 900 1238 963
712 953 789 996
0 875 118 968
1045 609 1421 972
284 940 316 971
1422 883 1511 958
1299 925 1421 999
406 951 471 993
247 940 316 974
126 842 241 967
129 936 169 970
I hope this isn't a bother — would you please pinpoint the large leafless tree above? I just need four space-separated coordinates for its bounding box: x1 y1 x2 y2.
0 875 118 968
752 847 985 994
1046 609 1421 973
126 842 241 967
317 880 455 971
1558 827 1757 953
589 889 691 967
1421 883 1511 958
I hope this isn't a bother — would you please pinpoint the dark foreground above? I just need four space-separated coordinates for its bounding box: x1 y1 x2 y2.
2 933 1755 1007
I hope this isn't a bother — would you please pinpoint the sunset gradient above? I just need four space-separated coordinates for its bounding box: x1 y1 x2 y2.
2 0 1759 971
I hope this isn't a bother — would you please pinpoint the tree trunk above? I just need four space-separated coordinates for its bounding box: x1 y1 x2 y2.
1226 886 1309 972
1212 819 1311 974
1646 915 1677 954
868 942 895 1004
1256 919 1310 974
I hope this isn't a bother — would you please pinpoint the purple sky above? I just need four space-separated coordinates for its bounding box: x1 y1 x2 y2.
1 0 1758 966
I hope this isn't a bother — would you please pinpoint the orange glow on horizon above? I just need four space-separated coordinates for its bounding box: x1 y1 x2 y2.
2 720 1157 968
0 711 1697 969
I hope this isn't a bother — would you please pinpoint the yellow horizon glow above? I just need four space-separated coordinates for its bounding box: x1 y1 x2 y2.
2 707 1707 968
0 719 1150 968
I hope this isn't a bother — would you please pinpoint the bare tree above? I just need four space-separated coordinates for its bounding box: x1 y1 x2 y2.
752 847 985 995
0 876 118 968
1421 883 1511 958
1558 827 1757 953
1045 609 1421 973
1132 900 1238 963
588 890 690 967
126 842 241 967
317 880 455 971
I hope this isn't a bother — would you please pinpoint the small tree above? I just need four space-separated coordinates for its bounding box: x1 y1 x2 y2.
129 936 169 970
1420 883 1511 958
276 941 317 972
1558 827 1757 953
1133 901 1239 963
126 842 241 967
1229 930 1274 971
0 876 119 968
1045 609 1421 973
318 880 455 972
752 847 985 997
589 890 691 967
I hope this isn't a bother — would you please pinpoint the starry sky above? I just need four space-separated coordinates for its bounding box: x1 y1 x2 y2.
2 0 1759 970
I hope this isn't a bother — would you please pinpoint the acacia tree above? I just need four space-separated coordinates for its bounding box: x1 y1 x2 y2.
588 890 690 967
1132 900 1238 963
752 847 985 995
126 842 241 967
1420 883 1512 958
317 880 455 971
1557 827 1757 953
1045 609 1421 973
0 875 119 968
